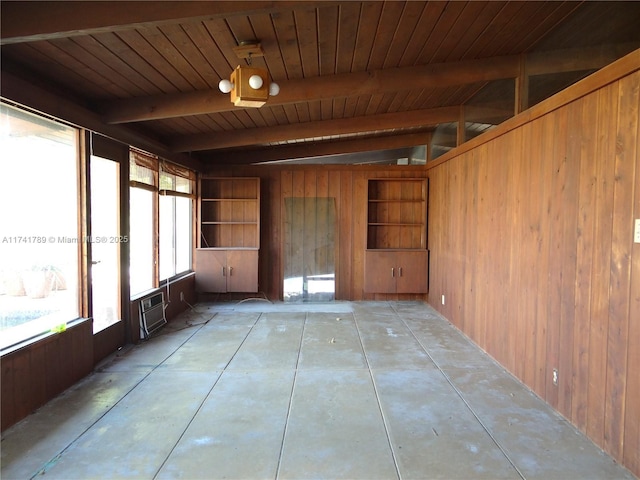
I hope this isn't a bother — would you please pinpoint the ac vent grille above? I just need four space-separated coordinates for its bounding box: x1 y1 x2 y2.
139 291 166 340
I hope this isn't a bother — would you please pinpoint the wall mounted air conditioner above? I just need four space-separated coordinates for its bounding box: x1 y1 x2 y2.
139 291 166 340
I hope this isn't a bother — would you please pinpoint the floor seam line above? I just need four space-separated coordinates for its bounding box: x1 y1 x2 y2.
391 303 526 480
152 311 263 479
274 311 307 480
29 317 211 480
353 304 403 480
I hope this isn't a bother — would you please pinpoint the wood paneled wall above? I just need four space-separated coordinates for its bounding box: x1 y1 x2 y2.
1 319 94 431
427 52 640 477
203 165 429 302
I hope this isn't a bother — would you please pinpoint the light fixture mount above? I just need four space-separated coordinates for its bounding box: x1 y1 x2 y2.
232 41 264 61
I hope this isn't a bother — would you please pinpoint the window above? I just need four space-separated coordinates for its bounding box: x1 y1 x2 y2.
129 152 157 295
159 168 193 281
129 151 194 295
0 104 80 350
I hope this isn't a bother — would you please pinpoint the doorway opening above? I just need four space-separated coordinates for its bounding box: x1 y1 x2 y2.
90 155 121 333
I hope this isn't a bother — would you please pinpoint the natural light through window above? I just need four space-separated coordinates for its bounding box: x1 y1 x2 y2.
129 187 155 295
159 171 193 281
91 155 121 333
0 104 80 350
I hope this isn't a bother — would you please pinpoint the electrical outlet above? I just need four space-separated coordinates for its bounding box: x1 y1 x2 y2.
634 219 640 243
441 294 445 305
552 368 558 386
180 291 184 301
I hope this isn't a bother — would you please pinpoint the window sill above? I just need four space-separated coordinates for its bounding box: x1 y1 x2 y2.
1 316 92 357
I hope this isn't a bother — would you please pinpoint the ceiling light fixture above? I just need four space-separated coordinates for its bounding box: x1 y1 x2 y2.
218 41 279 108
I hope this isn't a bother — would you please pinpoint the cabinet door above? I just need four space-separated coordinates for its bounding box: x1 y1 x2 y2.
364 250 397 293
396 250 428 293
227 250 259 293
195 249 228 292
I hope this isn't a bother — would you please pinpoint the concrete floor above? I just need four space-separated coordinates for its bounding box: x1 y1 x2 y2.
1 301 635 480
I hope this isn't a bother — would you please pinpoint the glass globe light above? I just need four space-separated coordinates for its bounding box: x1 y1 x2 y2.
269 82 280 96
248 74 263 90
218 79 233 94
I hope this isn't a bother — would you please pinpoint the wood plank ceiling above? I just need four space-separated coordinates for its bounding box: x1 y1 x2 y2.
1 1 639 169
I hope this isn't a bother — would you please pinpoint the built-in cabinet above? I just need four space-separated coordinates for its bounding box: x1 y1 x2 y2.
195 249 258 293
196 177 260 293
364 178 428 293
364 249 428 293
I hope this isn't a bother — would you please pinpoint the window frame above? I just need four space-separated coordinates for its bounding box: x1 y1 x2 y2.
129 150 195 297
0 104 86 354
159 166 195 282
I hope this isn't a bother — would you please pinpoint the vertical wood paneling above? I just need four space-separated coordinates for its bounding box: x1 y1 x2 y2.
557 101 580 418
426 67 640 478
514 124 533 383
462 150 478 340
338 170 352 299
449 155 465 339
352 171 368 299
587 83 617 446
1 349 15 428
545 107 568 408
490 137 511 369
12 349 30 423
474 144 490 351
328 169 341 295
29 340 48 409
605 72 638 459
507 127 523 378
1 320 94 431
623 71 640 474
501 131 518 374
266 170 282 300
516 123 534 390
572 90 598 429
533 114 553 399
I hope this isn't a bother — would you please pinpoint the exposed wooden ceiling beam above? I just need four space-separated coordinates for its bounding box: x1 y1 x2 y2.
0 1 322 45
101 44 633 124
169 107 458 152
200 132 432 166
103 56 520 124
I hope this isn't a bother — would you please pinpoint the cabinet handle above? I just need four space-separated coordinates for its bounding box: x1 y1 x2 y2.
399 267 403 277
229 266 233 276
391 267 395 277
222 266 226 276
